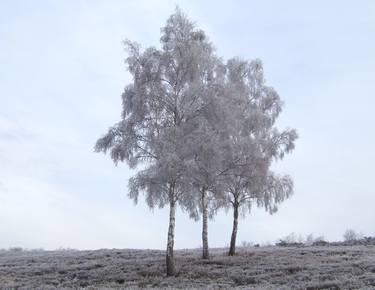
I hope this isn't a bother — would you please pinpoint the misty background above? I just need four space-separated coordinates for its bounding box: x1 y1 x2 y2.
1 0 374 250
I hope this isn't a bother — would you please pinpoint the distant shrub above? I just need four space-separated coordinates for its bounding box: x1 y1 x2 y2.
362 236 375 245
312 238 329 246
260 241 272 247
241 241 254 248
56 247 77 252
283 232 297 244
276 240 304 247
305 233 315 246
343 229 361 242
276 233 304 247
9 247 23 252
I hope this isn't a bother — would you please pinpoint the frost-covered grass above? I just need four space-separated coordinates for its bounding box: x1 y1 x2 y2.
1 246 375 289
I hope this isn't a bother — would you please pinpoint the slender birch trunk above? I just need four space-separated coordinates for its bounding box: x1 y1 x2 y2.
166 199 176 276
228 202 239 256
201 188 209 259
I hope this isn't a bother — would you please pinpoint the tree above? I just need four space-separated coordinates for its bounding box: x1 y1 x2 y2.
185 73 246 259
95 8 218 275
218 58 298 256
343 229 359 242
186 115 229 259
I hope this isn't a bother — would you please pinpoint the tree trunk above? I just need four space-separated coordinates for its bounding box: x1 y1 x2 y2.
166 200 176 276
228 202 239 256
201 189 209 259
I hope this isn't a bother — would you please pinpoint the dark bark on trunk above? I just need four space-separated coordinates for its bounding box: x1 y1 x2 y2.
201 189 209 259
166 200 176 276
228 202 239 256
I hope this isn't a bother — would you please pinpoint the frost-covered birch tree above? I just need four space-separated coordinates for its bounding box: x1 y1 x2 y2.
186 112 229 259
95 8 219 275
220 58 298 256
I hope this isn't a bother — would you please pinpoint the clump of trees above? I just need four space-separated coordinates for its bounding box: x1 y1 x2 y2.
95 8 297 276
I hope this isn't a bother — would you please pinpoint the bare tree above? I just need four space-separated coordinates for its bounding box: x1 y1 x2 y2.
343 229 360 242
95 8 218 275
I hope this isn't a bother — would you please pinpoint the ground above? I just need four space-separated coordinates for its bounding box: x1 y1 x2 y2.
1 246 375 289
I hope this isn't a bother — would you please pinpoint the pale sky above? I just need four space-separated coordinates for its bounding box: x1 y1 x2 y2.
1 0 374 250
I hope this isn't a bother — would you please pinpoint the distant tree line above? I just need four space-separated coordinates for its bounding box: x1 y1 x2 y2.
273 229 372 247
95 8 297 276
4 230 373 254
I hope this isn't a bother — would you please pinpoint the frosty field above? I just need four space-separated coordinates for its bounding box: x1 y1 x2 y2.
1 246 375 289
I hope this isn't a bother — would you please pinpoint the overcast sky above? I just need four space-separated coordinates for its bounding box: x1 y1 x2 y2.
1 0 374 250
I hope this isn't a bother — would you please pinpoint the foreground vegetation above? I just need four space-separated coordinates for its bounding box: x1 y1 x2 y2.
1 245 375 289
